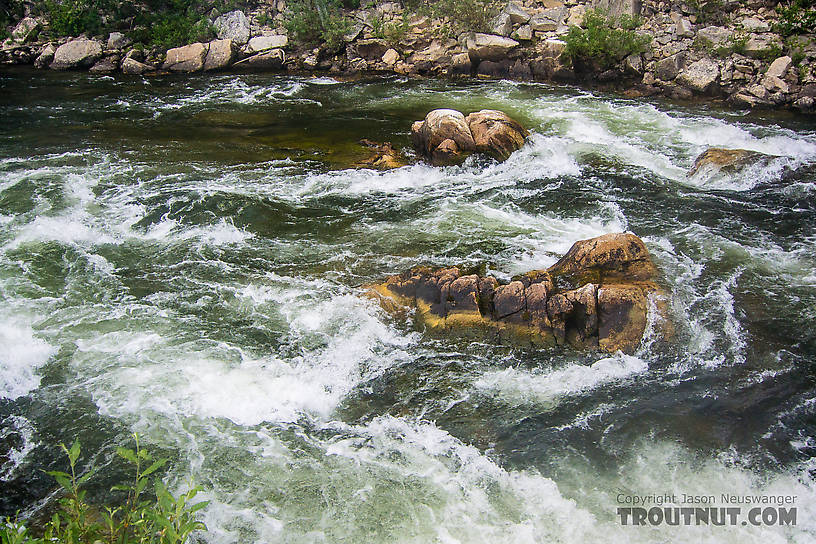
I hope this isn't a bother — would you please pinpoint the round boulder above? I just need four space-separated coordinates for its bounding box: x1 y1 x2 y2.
465 109 529 161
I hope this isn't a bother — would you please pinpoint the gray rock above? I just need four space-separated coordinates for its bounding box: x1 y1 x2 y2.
744 34 782 59
107 32 131 50
382 48 399 65
235 48 285 69
89 55 119 72
204 39 235 71
697 26 733 46
121 57 154 74
793 96 814 111
591 0 640 17
655 53 685 81
513 24 533 41
163 42 209 72
491 12 514 37
530 14 558 32
50 39 103 70
465 33 519 62
740 17 770 32
762 75 789 93
675 17 693 38
12 17 40 43
34 43 55 69
249 34 283 53
343 22 364 43
625 53 643 75
214 10 251 45
505 2 531 24
765 55 791 79
676 58 720 93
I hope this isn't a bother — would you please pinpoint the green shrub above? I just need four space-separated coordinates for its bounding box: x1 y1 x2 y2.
686 0 727 26
43 0 107 37
371 13 410 45
775 0 816 36
284 0 352 51
428 0 502 33
128 0 214 49
0 436 207 544
564 9 650 69
1 0 25 36
693 31 747 58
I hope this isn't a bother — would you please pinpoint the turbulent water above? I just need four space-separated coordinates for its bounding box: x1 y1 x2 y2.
1 69 816 543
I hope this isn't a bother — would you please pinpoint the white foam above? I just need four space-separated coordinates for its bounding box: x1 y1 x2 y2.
0 319 57 400
474 353 648 408
0 415 38 481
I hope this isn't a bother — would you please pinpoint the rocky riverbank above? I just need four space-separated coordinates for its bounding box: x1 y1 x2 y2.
2 0 815 111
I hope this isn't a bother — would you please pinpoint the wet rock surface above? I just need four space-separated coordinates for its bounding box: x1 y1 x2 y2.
688 147 775 177
411 108 528 165
370 232 670 353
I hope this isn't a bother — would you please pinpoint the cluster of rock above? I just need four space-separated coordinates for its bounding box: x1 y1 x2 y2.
2 10 289 74
410 109 529 165
369 232 671 353
1 0 814 110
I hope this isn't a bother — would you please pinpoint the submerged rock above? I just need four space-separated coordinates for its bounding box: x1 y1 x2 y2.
356 139 406 169
369 232 670 353
688 147 773 177
410 108 528 165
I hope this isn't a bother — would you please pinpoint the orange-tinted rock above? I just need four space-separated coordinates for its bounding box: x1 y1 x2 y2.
547 232 657 286
465 109 529 161
368 232 669 353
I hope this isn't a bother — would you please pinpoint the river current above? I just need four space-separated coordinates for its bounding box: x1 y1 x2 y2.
1 69 816 543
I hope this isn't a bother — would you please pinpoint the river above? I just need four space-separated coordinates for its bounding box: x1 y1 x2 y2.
1 69 816 543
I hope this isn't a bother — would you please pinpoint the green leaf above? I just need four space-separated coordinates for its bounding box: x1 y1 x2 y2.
46 471 72 491
116 447 137 464
141 458 167 477
68 439 80 466
188 501 209 514
77 467 96 485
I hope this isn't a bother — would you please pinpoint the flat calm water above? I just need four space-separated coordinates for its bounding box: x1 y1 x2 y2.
1 69 816 543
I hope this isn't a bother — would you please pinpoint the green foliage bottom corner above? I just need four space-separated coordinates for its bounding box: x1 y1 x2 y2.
0 435 208 544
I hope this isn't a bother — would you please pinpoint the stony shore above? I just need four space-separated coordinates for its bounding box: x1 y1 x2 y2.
2 0 815 112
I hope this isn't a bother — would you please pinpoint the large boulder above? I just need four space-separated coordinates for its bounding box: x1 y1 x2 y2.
163 42 209 72
247 35 288 53
676 59 720 94
214 10 250 45
547 232 658 286
411 109 477 165
50 39 102 70
410 108 528 165
688 148 774 177
465 110 529 161
466 33 519 63
369 232 669 353
203 39 235 71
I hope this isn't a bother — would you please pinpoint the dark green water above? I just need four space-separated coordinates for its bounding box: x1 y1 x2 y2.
1 69 816 543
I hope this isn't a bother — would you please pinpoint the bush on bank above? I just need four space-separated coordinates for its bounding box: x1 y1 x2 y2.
0 436 207 544
564 9 650 69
